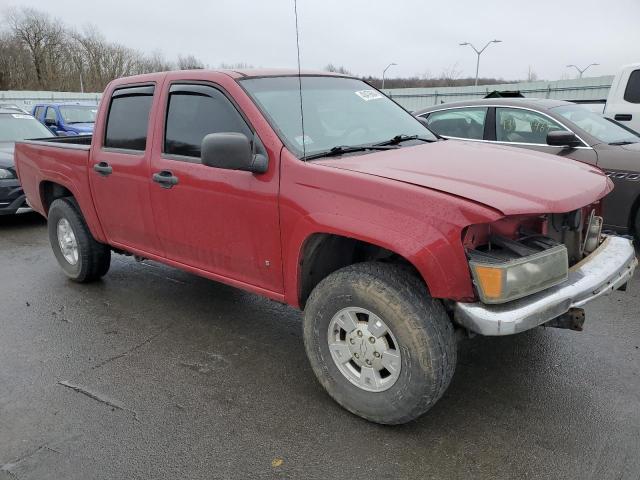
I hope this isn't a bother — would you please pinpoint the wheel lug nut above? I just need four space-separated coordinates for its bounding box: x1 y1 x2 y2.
374 351 380 358
365 359 372 365
354 353 359 359
349 338 355 344
368 337 375 344
357 330 363 337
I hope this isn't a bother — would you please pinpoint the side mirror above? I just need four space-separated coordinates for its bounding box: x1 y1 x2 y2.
44 118 57 127
546 130 581 148
417 116 430 128
201 132 268 173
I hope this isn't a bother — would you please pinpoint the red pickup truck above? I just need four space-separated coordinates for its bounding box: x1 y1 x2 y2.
15 69 637 424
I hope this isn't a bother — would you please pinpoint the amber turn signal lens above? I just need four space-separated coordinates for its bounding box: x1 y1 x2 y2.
472 265 504 300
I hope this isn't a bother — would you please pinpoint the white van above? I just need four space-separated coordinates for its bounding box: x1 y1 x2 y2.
604 63 640 132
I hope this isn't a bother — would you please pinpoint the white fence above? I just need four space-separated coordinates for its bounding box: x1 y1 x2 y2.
383 76 614 111
0 90 101 112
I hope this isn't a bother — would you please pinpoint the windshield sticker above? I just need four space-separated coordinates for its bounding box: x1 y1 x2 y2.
294 134 314 146
11 114 32 119
355 90 383 101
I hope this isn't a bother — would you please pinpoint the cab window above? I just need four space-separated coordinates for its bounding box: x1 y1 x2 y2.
495 108 567 144
104 85 154 151
624 69 640 103
45 107 57 124
423 107 487 140
164 84 252 159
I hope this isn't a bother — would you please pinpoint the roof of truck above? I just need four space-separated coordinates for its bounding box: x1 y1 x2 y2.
225 68 349 78
108 68 351 86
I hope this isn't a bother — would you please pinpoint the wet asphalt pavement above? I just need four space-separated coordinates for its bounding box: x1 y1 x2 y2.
0 213 639 480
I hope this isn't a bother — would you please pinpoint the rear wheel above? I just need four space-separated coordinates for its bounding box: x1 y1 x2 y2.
48 198 111 282
303 262 457 425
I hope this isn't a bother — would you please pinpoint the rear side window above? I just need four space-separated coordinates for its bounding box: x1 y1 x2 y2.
164 84 252 158
104 85 154 151
624 69 640 104
423 107 487 140
33 106 44 119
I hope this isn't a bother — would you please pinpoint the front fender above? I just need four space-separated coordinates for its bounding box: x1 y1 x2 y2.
282 211 476 307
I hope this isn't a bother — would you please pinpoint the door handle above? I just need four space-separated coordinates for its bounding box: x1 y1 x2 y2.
93 161 113 176
614 114 632 121
152 170 179 188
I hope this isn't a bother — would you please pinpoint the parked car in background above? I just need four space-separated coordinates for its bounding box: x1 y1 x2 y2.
415 98 640 241
604 63 640 132
0 108 54 215
14 70 637 424
32 102 98 136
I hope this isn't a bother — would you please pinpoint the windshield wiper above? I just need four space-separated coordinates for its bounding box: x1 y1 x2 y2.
303 144 395 160
609 140 637 146
374 134 435 146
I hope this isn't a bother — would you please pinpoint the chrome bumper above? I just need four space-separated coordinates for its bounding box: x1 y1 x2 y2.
454 236 637 336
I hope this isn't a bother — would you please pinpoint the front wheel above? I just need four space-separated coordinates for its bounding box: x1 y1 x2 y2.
303 262 457 425
48 198 111 282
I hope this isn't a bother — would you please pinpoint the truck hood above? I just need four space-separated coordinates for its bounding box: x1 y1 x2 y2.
0 142 14 169
315 141 611 215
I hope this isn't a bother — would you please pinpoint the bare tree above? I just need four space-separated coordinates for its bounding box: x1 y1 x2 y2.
0 6 207 92
440 62 462 86
324 63 352 75
178 54 204 70
5 7 65 88
219 62 254 69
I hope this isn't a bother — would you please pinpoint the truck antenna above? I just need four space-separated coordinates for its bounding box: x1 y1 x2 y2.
293 0 306 160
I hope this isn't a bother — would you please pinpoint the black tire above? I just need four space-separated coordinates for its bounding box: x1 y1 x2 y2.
47 197 111 282
303 262 457 425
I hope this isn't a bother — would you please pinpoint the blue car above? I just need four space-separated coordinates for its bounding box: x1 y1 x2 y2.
32 102 97 136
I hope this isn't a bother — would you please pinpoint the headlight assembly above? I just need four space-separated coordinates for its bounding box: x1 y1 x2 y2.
469 244 569 304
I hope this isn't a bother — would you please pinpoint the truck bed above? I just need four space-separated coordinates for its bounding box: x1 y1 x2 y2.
14 136 105 242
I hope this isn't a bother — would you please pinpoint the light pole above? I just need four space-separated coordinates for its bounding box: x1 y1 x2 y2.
381 63 397 90
566 63 599 79
459 40 502 87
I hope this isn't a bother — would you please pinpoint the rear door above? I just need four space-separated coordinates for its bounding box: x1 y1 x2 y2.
88 84 163 256
148 81 283 293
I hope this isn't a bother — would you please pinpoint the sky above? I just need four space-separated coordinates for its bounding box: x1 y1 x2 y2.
1 0 639 81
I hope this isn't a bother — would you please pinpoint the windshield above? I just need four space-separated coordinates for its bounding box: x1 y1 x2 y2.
552 105 640 144
59 105 98 124
0 113 54 142
240 76 436 158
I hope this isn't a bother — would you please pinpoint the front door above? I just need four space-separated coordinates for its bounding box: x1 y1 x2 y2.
88 84 163 256
148 82 283 293
493 107 598 164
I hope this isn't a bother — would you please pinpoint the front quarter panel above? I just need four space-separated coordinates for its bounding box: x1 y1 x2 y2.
279 149 502 306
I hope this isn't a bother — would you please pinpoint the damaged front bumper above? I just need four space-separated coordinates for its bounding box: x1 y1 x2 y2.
454 235 637 336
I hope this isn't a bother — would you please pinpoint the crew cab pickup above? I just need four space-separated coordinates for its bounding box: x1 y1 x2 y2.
14 70 638 425
604 63 640 132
